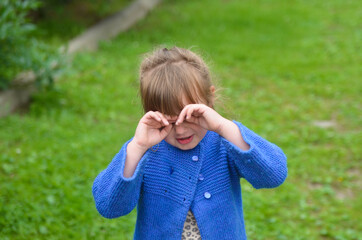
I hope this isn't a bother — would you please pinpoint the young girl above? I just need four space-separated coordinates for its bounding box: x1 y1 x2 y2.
92 47 288 240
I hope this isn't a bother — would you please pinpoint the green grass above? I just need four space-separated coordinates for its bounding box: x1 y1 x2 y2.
1 0 361 239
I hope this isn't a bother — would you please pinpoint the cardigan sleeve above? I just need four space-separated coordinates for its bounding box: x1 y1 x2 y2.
221 121 288 189
92 139 150 218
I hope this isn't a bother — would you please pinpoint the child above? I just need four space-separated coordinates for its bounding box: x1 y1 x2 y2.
92 47 288 240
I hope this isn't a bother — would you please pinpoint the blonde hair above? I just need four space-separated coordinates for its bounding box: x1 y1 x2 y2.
139 47 214 115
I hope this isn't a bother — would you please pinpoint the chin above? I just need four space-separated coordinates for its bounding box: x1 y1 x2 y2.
176 142 198 150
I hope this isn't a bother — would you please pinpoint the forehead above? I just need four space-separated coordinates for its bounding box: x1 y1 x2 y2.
160 92 199 116
144 85 209 116
141 61 210 115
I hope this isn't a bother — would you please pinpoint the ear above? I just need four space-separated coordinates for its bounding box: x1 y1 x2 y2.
209 85 216 108
210 85 216 95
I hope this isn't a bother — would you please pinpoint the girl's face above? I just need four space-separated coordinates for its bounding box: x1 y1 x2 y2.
163 90 214 150
164 120 207 150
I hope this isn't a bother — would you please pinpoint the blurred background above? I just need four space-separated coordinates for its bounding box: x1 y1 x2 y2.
0 0 361 239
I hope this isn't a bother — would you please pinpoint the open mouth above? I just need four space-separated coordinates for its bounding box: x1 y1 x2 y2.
176 135 194 145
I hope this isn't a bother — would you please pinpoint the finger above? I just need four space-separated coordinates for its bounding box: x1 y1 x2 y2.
160 124 173 138
155 111 169 126
193 104 207 116
186 105 196 120
185 115 198 124
146 111 162 125
176 105 190 125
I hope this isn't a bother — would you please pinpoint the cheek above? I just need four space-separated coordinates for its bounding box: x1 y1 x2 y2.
165 129 175 140
190 125 207 136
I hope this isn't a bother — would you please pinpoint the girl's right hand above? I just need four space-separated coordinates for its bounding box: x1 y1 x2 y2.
131 111 174 152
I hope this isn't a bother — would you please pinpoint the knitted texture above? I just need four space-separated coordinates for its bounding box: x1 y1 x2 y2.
92 121 288 240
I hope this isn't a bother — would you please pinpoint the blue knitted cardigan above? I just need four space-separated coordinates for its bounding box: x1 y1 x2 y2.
92 121 288 239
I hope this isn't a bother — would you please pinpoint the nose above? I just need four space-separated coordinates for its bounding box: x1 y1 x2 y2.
174 123 187 135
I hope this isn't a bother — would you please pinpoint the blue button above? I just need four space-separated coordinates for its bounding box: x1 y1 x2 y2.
204 192 211 199
192 156 199 162
198 174 204 181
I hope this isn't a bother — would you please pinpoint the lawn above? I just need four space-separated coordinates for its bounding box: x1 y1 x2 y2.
0 0 361 239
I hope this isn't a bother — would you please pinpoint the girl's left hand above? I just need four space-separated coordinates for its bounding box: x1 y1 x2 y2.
176 104 227 134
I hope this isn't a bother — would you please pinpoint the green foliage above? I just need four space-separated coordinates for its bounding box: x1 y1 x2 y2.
0 0 361 239
33 0 133 41
0 0 63 90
